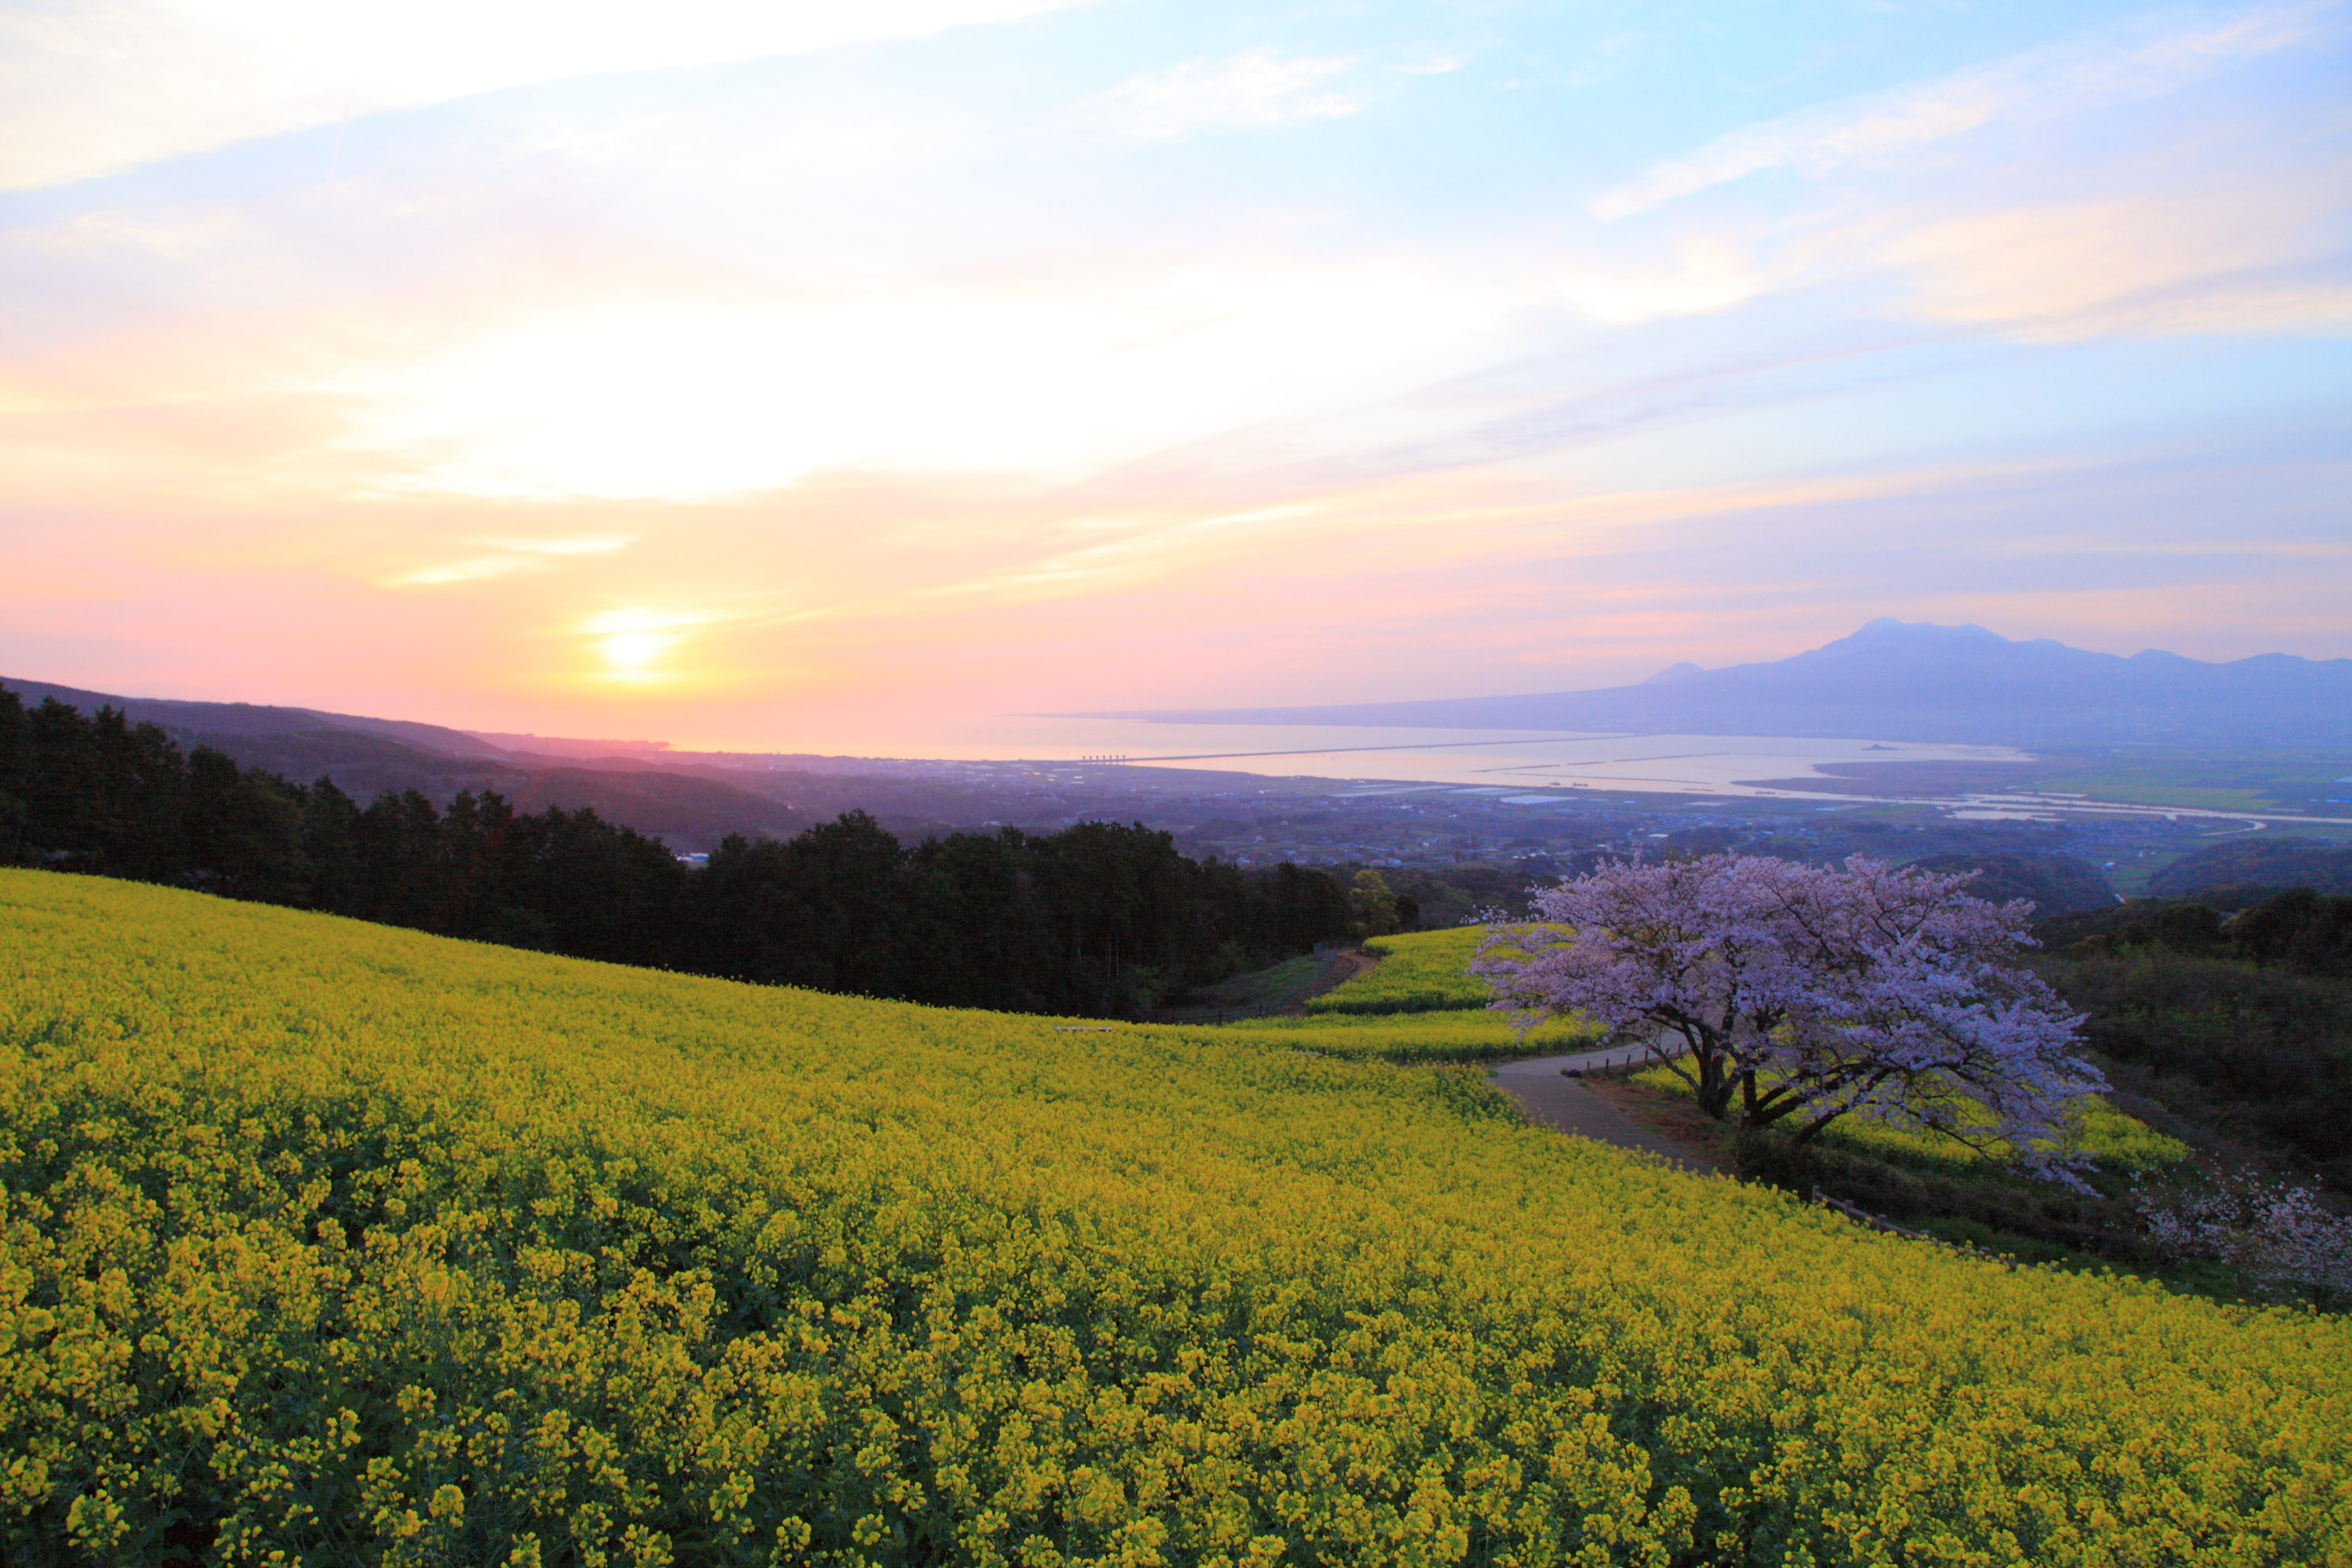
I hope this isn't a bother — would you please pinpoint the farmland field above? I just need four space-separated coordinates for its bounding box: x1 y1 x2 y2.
1223 1005 1595 1062
1301 928 1501 1014
1219 928 1598 1062
3 869 2350 1564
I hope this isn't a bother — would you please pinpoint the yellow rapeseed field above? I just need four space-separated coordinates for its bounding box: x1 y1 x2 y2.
2 869 2348 1566
1302 930 1501 1015
1224 930 1591 1062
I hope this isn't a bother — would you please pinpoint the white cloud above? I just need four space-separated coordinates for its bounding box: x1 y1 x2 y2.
389 557 535 586
1590 2 2332 220
1083 48 1360 141
329 260 1527 500
0 0 1097 191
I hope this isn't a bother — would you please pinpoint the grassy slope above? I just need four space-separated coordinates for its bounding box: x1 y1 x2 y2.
3 870 2349 1564
1608 1062 2213 1269
1170 955 1326 1013
1227 927 1599 1061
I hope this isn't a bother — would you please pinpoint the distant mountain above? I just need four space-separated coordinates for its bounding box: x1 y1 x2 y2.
1120 620 2352 747
5 674 1356 847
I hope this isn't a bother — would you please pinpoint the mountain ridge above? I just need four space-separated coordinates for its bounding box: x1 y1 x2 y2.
0 677 810 852
1113 619 2352 747
0 677 511 757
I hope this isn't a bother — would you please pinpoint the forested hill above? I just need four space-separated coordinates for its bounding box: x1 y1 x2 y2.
2150 836 2352 900
0 674 499 753
1 677 807 852
1119 619 2352 747
0 685 1352 1016
1904 851 2116 916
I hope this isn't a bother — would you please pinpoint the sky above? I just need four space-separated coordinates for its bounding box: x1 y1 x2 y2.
2 0 2347 751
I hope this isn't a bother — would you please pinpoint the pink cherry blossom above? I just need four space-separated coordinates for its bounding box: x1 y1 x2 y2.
1473 853 2101 1178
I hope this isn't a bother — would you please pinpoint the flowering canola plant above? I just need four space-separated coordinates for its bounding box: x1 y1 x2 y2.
1303 931 1501 1016
1224 931 1595 1062
1223 1007 1596 1062
2 869 2349 1566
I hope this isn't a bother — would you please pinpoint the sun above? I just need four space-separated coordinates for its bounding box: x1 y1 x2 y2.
599 630 677 680
581 608 709 685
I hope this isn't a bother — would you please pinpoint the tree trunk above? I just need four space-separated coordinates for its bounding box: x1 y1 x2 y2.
1693 1046 1738 1120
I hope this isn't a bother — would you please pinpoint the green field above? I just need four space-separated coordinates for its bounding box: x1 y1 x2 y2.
5 869 2350 1564
1627 1063 2190 1174
1223 928 1597 1061
2015 751 2352 817
1303 928 1501 1014
1225 1004 1599 1062
1156 956 1330 1020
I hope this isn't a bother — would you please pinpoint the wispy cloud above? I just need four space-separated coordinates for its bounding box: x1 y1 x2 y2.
389 534 630 586
1591 2 2331 219
0 0 1100 191
1880 180 2352 339
492 535 635 557
1083 48 1361 140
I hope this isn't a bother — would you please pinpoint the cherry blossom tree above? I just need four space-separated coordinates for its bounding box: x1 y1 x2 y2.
1472 854 2101 1174
2133 1170 2352 1301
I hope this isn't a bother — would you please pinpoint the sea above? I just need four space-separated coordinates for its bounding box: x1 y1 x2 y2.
876 717 2031 799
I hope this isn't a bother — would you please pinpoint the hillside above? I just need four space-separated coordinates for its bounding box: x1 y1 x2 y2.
1221 927 1600 1058
4 869 2347 1563
1902 851 2116 915
1121 619 2352 747
2150 836 2352 899
0 675 502 755
1328 929 2208 1270
3 680 808 853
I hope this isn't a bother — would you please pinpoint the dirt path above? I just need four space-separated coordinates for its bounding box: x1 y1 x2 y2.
1489 1069 1708 1171
1166 953 1715 1174
1290 947 1378 1009
1149 946 1380 1025
1488 1039 1721 1172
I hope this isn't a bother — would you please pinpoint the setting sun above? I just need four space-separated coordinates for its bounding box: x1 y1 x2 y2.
577 608 712 686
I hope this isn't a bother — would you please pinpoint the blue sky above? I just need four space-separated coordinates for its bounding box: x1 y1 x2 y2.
1 0 2346 747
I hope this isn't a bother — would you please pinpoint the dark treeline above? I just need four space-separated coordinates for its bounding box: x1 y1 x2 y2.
0 689 1352 1015
2037 891 2352 979
2031 895 2352 1188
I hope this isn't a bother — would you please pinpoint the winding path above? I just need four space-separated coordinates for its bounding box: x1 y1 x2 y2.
1488 1040 1703 1171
